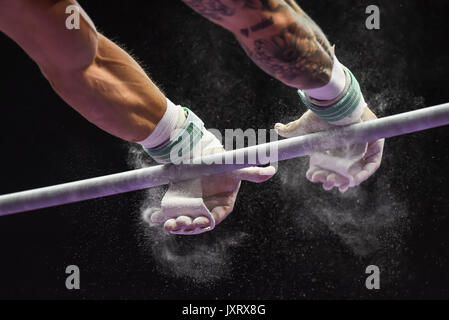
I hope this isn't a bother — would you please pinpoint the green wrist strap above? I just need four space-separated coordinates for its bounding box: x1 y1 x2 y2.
144 107 204 164
298 68 362 123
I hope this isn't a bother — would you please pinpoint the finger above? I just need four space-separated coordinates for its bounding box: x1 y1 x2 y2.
175 216 193 229
322 182 334 191
211 206 233 225
234 166 276 183
141 207 154 224
364 139 385 159
275 111 330 138
306 166 320 181
204 195 234 212
364 158 381 173
357 150 383 182
274 120 303 138
328 172 350 192
164 219 177 232
149 209 165 224
323 173 348 191
310 169 330 183
192 216 211 229
339 182 350 193
354 162 381 185
323 173 338 190
364 146 384 166
333 173 350 188
353 170 370 186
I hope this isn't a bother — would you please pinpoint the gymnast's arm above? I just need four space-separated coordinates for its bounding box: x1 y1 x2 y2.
181 0 334 90
0 0 166 143
182 0 385 192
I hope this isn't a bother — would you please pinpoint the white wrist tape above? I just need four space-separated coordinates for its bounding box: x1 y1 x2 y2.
137 98 184 149
138 98 223 164
299 63 366 126
138 99 223 235
199 130 224 155
304 55 346 101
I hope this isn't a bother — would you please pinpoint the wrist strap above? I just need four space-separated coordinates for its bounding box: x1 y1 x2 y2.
298 68 363 123
144 107 204 164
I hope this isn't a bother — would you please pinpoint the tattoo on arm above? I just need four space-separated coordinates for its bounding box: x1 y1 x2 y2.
181 0 236 22
283 0 332 55
240 16 274 37
242 0 283 11
182 0 282 23
183 0 334 88
243 22 333 88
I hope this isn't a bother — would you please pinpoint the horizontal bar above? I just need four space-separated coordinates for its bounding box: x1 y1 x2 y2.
1 102 449 216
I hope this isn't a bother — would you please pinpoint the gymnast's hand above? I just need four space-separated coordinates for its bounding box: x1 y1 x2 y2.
168 162 275 234
275 107 384 193
147 140 276 235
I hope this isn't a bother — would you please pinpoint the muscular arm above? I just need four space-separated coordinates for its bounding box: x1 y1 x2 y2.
0 0 165 142
182 0 333 89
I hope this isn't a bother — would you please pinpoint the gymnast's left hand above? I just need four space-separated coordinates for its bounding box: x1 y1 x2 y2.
148 146 276 235
274 106 384 193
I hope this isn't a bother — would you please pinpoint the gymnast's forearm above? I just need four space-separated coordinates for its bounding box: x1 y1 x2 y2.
182 0 334 89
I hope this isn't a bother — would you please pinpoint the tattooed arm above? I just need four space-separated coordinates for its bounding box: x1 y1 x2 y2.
181 0 333 89
183 1 386 194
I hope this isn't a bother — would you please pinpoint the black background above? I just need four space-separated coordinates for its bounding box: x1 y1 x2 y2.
1 0 449 299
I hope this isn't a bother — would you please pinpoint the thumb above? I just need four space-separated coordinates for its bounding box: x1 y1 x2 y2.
234 166 276 183
274 119 305 138
275 110 333 138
